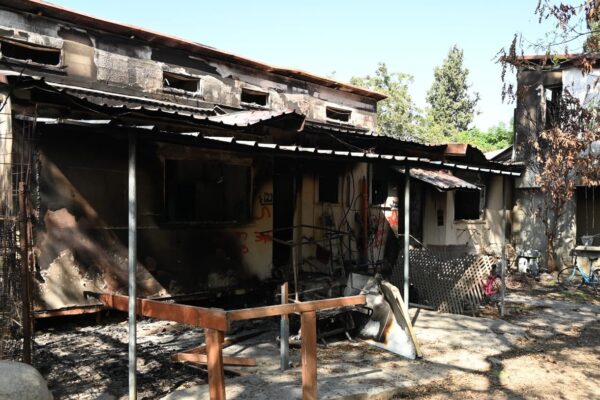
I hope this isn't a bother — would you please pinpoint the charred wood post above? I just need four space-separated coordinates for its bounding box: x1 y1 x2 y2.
18 182 31 364
128 132 137 399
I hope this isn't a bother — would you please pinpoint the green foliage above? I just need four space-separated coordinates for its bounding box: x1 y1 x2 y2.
453 122 513 152
426 45 479 134
350 63 420 140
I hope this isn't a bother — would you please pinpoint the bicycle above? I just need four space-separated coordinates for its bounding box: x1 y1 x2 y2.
557 261 600 294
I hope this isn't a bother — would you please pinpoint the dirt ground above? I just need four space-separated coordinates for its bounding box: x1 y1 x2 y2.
396 276 600 400
33 277 600 400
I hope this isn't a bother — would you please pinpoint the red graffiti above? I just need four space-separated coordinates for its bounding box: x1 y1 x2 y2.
254 232 273 244
386 209 398 229
254 206 272 220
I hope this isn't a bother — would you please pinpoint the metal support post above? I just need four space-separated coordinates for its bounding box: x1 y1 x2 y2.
128 132 137 399
500 176 507 317
280 282 289 371
404 167 410 313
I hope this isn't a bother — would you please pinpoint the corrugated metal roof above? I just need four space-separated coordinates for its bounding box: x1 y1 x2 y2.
199 136 521 176
49 82 216 115
406 168 480 191
208 109 304 127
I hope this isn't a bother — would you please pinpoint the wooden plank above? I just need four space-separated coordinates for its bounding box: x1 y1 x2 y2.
206 329 226 400
228 295 365 321
96 293 229 331
34 305 105 318
178 330 266 355
301 311 317 400
173 352 257 366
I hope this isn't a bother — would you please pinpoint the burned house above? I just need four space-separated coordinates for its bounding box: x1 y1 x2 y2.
510 55 600 267
0 0 521 324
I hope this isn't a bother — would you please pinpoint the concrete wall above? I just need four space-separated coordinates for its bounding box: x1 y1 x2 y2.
422 175 510 256
0 8 377 129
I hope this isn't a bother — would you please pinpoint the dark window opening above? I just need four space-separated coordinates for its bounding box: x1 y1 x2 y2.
437 209 444 226
545 85 562 130
0 38 60 66
319 174 339 203
163 71 199 92
371 178 388 205
165 159 251 223
454 188 484 220
576 186 600 244
241 88 268 106
326 106 352 122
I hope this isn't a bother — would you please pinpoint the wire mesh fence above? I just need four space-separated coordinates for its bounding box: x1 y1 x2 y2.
0 117 35 362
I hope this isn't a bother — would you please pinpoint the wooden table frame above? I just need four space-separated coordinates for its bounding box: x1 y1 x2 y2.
97 293 366 400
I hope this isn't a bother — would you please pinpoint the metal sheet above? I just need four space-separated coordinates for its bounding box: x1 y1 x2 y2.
402 168 481 191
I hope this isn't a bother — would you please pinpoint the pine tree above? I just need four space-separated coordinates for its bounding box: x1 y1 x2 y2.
426 46 479 134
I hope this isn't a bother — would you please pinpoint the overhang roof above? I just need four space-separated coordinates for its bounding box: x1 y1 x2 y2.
21 116 521 176
7 76 522 176
0 0 386 101
405 168 481 191
507 53 600 69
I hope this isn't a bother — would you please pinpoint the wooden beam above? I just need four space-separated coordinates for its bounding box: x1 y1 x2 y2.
301 311 317 400
206 328 226 400
96 293 229 331
34 305 105 318
228 295 365 321
172 352 257 367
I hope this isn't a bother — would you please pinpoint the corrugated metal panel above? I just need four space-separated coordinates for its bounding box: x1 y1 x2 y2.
208 109 304 127
200 136 521 176
406 168 480 191
49 82 216 115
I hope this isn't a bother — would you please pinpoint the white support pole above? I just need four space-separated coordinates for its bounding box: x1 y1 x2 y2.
500 176 507 317
128 132 137 400
404 167 410 313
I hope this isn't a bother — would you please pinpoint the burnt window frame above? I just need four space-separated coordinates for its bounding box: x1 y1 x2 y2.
162 71 201 94
163 158 253 225
240 88 269 107
326 106 352 123
544 84 562 130
453 185 486 221
0 37 62 68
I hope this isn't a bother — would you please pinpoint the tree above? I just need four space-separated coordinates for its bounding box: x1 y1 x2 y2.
452 121 513 153
530 94 600 270
426 45 479 135
350 63 420 140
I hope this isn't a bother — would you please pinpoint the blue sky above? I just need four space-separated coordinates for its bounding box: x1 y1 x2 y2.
50 1 581 130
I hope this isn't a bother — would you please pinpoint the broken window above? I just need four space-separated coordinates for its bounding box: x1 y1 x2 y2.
319 174 339 203
165 159 251 223
163 71 199 92
454 187 485 220
371 178 388 205
0 37 60 66
241 88 269 106
545 85 562 129
326 106 352 122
